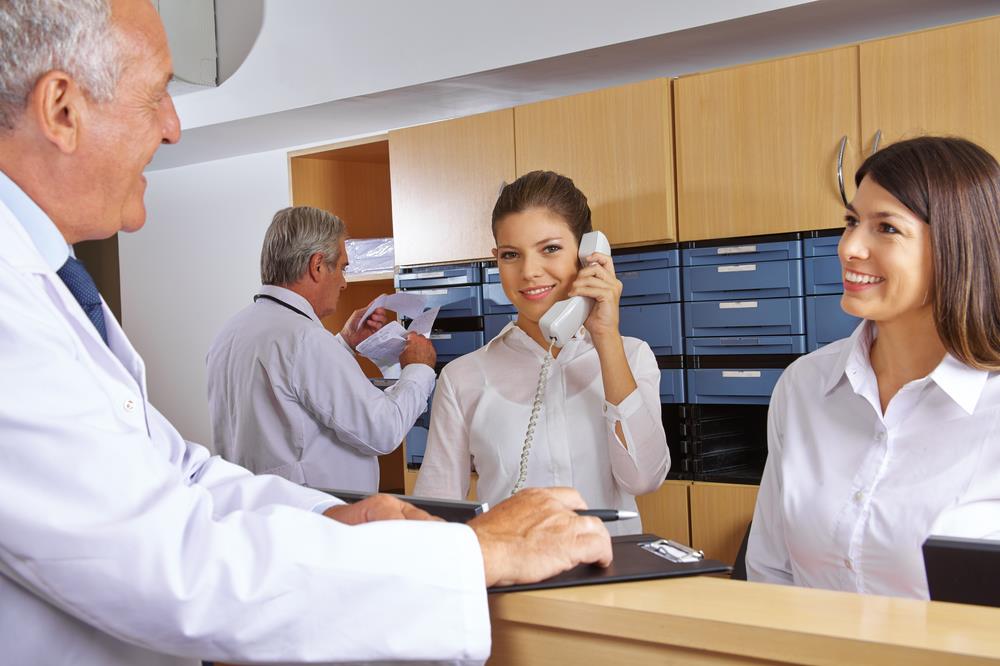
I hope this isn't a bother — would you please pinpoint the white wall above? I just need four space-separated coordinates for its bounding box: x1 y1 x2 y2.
121 150 290 445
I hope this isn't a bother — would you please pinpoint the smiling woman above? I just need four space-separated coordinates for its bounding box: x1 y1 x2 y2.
746 136 1000 600
413 170 670 536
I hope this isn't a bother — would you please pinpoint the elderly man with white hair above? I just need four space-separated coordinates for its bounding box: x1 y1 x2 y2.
0 1 612 664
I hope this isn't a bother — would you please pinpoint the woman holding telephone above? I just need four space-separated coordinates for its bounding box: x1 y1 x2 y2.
414 170 669 535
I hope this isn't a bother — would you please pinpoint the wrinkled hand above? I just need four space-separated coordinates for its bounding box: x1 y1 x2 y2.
570 252 622 344
340 302 389 350
399 332 436 368
323 494 441 525
468 487 612 588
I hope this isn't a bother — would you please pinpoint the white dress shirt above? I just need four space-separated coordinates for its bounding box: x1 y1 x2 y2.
414 322 669 536
206 285 435 491
0 171 489 665
747 320 1000 598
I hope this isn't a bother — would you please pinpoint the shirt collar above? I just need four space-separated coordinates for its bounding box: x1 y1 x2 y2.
257 284 321 323
823 320 872 396
823 319 989 415
928 352 990 415
486 319 589 357
0 169 69 270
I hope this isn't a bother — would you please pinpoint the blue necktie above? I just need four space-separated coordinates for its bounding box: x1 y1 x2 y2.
57 256 109 345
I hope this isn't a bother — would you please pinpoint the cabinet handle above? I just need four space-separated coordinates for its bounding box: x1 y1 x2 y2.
871 129 882 155
836 135 849 207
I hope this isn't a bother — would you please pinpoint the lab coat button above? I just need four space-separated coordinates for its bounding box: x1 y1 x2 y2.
123 398 136 413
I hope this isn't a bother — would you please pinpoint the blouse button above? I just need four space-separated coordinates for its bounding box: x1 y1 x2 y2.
844 558 854 571
123 398 136 413
875 431 886 442
853 490 864 503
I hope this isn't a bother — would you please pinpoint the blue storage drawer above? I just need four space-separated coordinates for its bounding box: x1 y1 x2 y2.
619 266 681 305
683 259 803 301
806 295 862 351
395 263 482 288
681 239 802 266
615 248 680 270
803 234 841 257
686 368 784 405
659 368 686 404
429 330 484 361
484 313 516 341
619 303 683 356
685 335 806 356
399 285 482 318
684 297 805 337
484 265 501 283
805 255 843 295
482 282 515 314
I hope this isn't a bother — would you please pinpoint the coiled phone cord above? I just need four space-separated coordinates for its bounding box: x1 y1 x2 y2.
511 338 557 496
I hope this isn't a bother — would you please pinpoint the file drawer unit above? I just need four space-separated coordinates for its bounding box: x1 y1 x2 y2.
806 295 862 351
482 264 516 315
658 357 686 405
681 237 806 407
803 232 862 350
615 247 685 358
484 313 517 341
395 262 484 363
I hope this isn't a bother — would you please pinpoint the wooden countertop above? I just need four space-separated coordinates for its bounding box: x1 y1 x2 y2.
488 576 1000 665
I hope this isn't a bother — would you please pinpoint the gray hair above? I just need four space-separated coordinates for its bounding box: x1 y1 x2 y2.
261 206 347 286
0 0 122 131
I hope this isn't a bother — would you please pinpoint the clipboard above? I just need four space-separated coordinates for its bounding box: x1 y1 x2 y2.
490 533 731 593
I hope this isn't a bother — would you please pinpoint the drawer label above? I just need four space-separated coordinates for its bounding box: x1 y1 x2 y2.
429 333 453 340
717 264 757 273
722 370 762 378
719 301 758 309
409 271 446 279
413 288 448 295
717 245 757 255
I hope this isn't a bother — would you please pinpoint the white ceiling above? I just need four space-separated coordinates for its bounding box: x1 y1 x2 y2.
150 0 1000 171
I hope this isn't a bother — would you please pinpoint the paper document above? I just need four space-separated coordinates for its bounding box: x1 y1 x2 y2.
354 293 441 377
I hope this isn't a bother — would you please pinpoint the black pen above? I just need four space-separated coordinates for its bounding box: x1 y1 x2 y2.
575 509 639 522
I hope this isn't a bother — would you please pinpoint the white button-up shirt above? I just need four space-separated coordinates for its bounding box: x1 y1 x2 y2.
414 322 669 536
747 321 1000 598
0 171 489 665
206 285 435 491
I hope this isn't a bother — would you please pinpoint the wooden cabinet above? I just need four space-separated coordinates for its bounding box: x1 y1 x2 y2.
860 16 1000 157
689 482 759 566
635 480 691 546
514 79 677 246
389 109 515 266
674 47 862 241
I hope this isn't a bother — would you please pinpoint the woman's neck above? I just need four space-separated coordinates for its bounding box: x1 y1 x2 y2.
869 307 947 410
515 317 562 358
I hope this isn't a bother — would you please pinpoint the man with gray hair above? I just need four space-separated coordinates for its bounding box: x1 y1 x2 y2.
207 205 437 492
0 0 611 664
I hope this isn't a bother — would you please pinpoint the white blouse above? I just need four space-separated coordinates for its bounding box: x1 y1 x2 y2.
414 322 669 536
747 321 1000 598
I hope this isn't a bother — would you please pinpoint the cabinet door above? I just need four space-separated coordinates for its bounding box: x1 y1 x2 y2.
689 482 759 566
675 47 861 241
514 79 676 245
635 480 691 546
860 17 1000 157
389 110 515 266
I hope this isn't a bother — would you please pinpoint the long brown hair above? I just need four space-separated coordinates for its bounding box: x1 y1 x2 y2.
491 170 593 245
855 136 1000 370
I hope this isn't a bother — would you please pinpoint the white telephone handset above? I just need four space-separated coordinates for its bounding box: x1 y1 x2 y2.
538 230 612 347
511 230 611 496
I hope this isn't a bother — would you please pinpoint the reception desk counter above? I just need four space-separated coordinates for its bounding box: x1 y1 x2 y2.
488 576 1000 665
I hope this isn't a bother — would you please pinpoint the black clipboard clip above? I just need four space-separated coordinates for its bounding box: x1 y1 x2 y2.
641 539 705 563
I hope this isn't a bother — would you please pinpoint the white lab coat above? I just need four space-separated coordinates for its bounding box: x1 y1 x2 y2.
0 200 490 665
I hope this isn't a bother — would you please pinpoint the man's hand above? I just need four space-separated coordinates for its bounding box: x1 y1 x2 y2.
323 494 441 525
468 487 613 588
399 332 436 368
340 304 389 350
